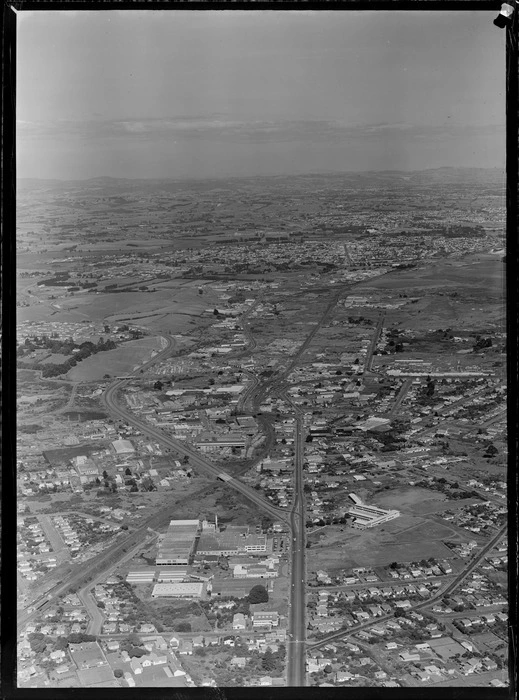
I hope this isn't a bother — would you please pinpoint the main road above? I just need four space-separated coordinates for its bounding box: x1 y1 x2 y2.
285 409 307 686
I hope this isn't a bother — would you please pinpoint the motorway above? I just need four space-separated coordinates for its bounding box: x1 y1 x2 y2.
18 278 400 687
388 378 413 417
102 383 289 524
365 313 385 374
18 333 288 633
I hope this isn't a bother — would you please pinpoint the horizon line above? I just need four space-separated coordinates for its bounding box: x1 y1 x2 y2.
17 165 505 184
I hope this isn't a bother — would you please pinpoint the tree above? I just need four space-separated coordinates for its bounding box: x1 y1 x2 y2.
248 585 268 604
175 621 191 632
102 470 109 480
262 648 276 672
54 636 69 651
114 668 124 678
30 638 48 653
484 443 498 457
213 308 219 316
129 647 147 658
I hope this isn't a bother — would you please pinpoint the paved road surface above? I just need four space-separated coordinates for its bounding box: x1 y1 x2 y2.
286 414 307 686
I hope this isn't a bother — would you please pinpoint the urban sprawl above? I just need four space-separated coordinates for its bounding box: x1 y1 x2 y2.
16 169 508 689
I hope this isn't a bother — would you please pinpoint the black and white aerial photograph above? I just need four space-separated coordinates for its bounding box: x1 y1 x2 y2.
13 8 509 690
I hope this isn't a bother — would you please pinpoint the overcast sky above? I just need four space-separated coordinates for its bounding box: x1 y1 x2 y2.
17 10 505 180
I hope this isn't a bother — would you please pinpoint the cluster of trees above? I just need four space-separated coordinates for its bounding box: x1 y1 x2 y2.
473 336 493 351
248 585 269 604
18 336 118 378
39 272 72 286
413 478 480 500
347 316 374 326
28 631 97 654
118 633 160 656
261 645 286 673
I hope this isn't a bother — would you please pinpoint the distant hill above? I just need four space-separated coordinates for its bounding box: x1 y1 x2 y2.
17 167 505 192
408 167 505 186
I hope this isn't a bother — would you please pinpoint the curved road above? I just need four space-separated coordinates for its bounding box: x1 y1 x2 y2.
103 382 289 524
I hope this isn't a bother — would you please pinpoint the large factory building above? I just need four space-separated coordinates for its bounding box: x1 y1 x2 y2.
155 519 200 565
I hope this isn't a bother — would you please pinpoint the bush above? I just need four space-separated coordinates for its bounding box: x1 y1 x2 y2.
129 647 147 658
175 622 192 632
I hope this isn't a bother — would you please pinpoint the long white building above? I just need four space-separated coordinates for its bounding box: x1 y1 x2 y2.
349 503 400 529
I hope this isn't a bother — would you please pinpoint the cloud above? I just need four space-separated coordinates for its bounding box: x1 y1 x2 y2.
17 117 505 147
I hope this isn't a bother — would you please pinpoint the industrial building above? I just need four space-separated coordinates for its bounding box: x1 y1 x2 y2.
195 433 248 453
126 567 156 584
110 439 135 455
233 562 278 579
196 523 267 559
156 520 200 565
126 567 190 584
156 567 189 582
211 578 273 598
151 582 204 598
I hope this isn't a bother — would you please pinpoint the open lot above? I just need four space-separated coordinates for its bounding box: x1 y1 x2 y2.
66 336 163 380
371 487 446 513
307 514 462 572
356 257 503 293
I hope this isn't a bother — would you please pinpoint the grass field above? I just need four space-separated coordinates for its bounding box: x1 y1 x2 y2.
406 497 481 515
66 336 163 380
357 257 503 292
307 512 464 573
371 487 446 513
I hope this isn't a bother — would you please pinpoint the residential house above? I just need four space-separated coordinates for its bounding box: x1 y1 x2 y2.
232 613 247 630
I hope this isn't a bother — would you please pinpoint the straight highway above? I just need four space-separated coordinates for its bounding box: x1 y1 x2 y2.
284 402 307 686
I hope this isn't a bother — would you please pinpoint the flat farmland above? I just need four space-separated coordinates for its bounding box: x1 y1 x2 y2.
356 257 503 292
50 289 193 321
66 336 164 380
